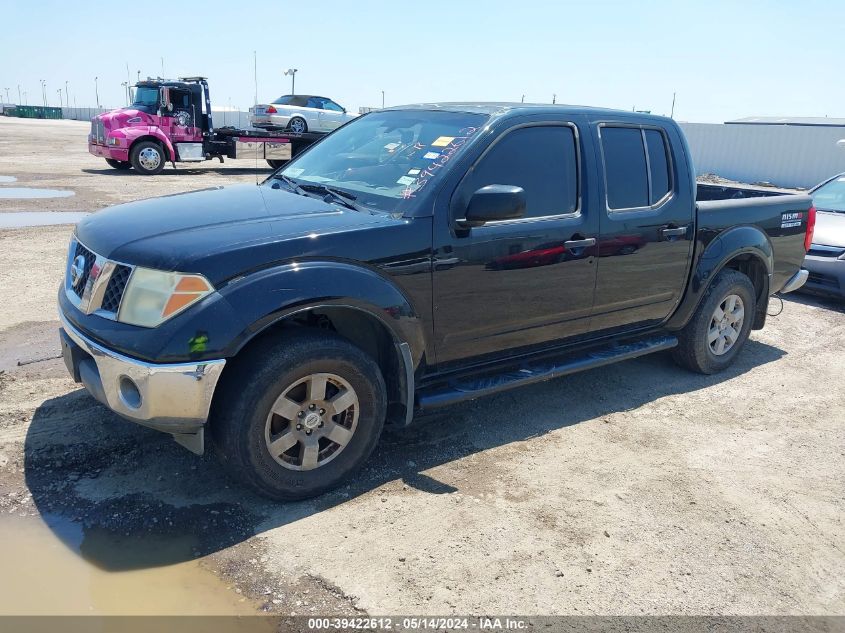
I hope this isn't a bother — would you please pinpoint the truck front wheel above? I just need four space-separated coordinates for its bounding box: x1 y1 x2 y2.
105 158 132 170
672 269 756 374
211 330 387 500
130 141 166 175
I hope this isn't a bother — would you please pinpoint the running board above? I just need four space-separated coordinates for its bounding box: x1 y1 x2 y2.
417 335 678 410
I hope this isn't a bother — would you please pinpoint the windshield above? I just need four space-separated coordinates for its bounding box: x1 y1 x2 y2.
273 110 487 213
132 86 159 108
812 176 845 213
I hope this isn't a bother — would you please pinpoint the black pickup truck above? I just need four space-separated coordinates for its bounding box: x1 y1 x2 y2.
59 103 815 499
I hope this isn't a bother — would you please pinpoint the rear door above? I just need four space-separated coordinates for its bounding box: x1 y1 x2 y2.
588 122 695 333
431 116 599 365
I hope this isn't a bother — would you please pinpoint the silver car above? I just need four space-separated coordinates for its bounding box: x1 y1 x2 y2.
249 95 355 133
804 173 845 298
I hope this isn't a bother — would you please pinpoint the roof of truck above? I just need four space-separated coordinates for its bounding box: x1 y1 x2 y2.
386 102 672 122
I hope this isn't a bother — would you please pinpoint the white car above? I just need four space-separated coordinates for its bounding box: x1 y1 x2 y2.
249 95 356 133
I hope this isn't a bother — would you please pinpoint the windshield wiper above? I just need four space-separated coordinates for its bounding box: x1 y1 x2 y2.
298 183 368 213
271 173 307 196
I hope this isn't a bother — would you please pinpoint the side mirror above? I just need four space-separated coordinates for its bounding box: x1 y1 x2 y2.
460 185 526 227
159 87 172 113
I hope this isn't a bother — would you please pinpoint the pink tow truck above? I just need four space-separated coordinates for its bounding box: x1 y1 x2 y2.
88 76 324 175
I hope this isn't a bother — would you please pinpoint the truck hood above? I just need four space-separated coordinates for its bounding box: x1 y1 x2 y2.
75 184 405 283
813 210 845 248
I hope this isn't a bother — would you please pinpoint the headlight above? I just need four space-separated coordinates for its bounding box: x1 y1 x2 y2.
118 267 214 328
107 136 121 146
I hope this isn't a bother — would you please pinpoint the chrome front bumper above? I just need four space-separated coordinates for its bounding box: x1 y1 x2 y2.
59 313 226 454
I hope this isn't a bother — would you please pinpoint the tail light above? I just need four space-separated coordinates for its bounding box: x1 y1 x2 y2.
266 105 277 114
805 205 816 252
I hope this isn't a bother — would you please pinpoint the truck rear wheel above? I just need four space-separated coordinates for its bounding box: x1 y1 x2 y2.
211 330 387 500
105 158 132 170
672 269 756 374
130 141 166 175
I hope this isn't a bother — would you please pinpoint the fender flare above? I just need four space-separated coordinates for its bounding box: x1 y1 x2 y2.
666 224 773 330
218 260 428 370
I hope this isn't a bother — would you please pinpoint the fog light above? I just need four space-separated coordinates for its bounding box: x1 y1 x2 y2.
119 375 142 409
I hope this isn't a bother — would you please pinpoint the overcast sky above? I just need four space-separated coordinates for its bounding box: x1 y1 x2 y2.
1 0 842 122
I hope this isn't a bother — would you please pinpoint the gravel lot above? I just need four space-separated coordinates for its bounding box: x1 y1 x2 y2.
0 117 843 618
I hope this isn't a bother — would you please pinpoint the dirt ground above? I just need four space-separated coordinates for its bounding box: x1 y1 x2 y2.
0 117 843 618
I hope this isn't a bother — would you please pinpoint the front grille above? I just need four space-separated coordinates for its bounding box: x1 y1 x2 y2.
71 242 96 297
65 239 134 318
101 264 132 313
808 272 840 290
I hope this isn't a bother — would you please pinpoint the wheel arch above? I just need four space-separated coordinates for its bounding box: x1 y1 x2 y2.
667 225 773 331
216 261 429 427
129 132 174 162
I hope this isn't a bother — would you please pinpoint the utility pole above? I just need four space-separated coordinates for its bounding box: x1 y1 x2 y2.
284 68 298 95
94 76 100 109
670 92 676 119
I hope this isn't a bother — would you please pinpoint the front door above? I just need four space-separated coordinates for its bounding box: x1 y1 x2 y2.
432 119 599 366
588 122 695 333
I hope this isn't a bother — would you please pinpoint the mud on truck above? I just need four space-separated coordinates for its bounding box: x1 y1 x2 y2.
88 77 324 175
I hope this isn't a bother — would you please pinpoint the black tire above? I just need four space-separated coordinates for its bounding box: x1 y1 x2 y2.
105 158 132 170
288 117 307 134
211 330 387 500
266 159 286 169
672 269 757 374
129 140 166 175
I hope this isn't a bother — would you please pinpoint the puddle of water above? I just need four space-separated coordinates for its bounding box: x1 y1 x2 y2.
0 513 267 617
0 211 89 228
0 187 74 199
0 176 17 183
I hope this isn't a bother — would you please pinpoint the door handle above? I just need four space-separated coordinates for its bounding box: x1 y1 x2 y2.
660 226 689 238
564 238 597 249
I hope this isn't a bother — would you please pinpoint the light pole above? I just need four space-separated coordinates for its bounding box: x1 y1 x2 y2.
65 81 69 110
22 91 27 105
57 88 62 108
121 82 129 106
284 68 298 95
137 70 140 82
161 57 165 78
17 85 21 105
552 93 556 104
381 90 385 109
3 88 8 104
94 76 100 109
40 80 46 107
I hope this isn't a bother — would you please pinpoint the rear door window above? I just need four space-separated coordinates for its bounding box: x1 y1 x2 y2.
601 125 674 210
465 125 579 219
601 127 649 210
